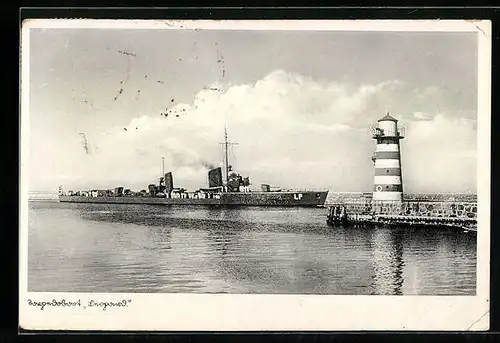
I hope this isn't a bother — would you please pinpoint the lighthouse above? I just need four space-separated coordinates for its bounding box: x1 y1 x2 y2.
371 113 404 202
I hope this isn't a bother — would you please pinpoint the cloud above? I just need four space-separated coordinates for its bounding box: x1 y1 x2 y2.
413 111 432 121
29 70 477 194
402 114 477 193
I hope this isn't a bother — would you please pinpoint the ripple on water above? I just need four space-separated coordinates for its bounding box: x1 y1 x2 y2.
28 201 477 295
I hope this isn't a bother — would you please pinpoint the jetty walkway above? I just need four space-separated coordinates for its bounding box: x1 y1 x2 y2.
325 193 477 232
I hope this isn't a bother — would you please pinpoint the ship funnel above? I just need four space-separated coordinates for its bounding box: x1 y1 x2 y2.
208 167 223 188
165 172 174 192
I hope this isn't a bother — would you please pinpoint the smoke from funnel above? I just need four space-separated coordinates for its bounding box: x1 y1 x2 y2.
201 161 216 170
159 148 216 171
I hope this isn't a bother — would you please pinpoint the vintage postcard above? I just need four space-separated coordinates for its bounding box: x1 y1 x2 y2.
20 19 491 331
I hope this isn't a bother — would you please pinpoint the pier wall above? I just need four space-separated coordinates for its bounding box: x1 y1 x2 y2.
325 194 477 231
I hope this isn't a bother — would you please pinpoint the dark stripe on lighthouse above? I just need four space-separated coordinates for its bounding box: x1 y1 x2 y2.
374 168 402 176
375 151 400 159
373 184 403 192
376 137 401 144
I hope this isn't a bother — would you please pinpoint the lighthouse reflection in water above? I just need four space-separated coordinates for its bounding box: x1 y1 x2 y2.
371 228 405 295
28 201 476 295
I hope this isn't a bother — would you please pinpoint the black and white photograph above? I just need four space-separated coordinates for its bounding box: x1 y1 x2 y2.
20 19 491 331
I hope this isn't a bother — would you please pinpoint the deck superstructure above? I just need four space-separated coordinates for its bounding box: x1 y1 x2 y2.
59 127 329 207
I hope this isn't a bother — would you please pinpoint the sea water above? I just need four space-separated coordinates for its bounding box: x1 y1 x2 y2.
27 200 476 295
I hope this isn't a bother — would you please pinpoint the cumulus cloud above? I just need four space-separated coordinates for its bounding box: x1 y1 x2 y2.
402 114 477 193
29 70 477 194
413 111 432 121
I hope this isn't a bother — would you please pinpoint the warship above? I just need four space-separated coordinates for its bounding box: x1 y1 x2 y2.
58 128 329 207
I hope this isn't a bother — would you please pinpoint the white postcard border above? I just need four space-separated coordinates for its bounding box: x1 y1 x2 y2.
19 19 491 332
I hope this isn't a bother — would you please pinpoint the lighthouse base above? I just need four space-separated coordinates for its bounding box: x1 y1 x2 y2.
372 191 402 202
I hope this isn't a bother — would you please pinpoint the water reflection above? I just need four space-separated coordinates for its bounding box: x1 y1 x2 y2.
28 201 477 295
206 227 239 256
399 227 477 295
370 227 404 295
205 206 245 222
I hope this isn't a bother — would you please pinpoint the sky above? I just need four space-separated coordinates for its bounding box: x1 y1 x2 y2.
27 27 478 193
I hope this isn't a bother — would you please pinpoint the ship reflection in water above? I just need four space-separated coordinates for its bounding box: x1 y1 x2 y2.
28 201 476 295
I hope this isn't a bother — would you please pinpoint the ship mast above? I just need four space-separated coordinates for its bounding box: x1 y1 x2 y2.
161 156 165 177
224 126 229 183
221 125 238 184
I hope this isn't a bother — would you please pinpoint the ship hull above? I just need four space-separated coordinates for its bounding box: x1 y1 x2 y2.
58 191 329 207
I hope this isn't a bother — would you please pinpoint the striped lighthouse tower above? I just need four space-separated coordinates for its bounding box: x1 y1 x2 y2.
371 113 404 202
